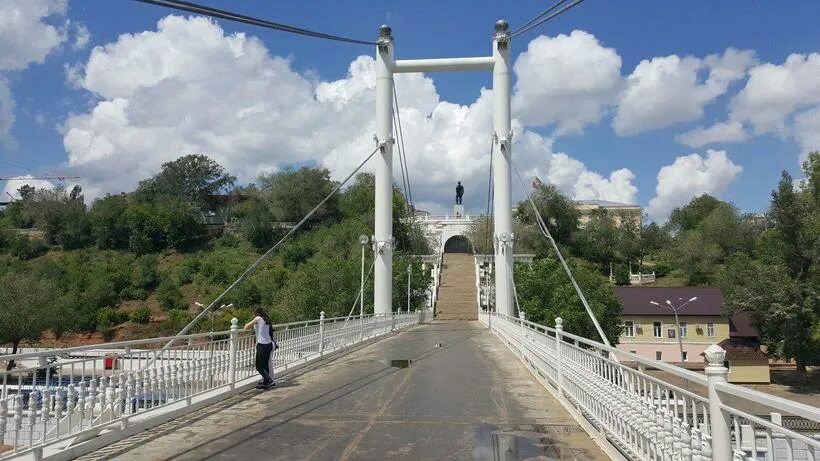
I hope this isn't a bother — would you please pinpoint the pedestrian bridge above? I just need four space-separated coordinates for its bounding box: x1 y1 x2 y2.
2 310 818 460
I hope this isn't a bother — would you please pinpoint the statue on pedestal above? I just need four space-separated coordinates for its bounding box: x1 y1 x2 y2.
455 181 464 205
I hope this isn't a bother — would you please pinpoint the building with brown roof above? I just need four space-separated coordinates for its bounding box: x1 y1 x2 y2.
613 286 770 383
614 287 729 365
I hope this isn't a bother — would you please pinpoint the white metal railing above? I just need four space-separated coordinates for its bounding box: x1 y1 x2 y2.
0 310 430 460
479 311 820 461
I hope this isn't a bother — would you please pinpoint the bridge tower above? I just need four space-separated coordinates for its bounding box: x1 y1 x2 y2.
373 20 514 317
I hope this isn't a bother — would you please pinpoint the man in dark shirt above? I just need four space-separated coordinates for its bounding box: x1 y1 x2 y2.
455 182 464 204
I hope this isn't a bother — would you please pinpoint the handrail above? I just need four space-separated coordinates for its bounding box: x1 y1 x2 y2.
482 310 820 461
1 310 431 460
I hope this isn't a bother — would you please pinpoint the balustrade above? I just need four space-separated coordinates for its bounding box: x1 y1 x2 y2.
0 310 429 459
479 310 819 461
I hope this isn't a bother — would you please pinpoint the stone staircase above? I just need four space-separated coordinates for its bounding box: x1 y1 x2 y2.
435 253 477 320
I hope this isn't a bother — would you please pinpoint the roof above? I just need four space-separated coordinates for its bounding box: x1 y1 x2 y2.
613 287 724 316
576 199 639 208
729 311 758 337
717 337 768 361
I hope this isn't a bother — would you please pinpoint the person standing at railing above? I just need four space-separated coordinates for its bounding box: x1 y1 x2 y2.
244 308 277 389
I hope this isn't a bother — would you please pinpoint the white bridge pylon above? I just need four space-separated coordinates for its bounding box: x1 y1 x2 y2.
373 20 514 317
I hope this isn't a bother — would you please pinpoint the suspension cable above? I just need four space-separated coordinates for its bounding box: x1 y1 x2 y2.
513 0 571 35
480 138 495 310
158 145 382 356
392 95 411 214
392 82 414 212
508 158 613 347
511 0 587 38
134 0 377 46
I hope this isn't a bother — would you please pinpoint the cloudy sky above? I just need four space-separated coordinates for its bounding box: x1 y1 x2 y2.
1 1 819 221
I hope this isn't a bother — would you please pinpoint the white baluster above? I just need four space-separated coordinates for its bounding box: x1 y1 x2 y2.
27 390 38 446
691 427 704 461
13 394 23 446
0 397 8 446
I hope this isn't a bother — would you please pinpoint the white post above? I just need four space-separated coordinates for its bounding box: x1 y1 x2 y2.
555 317 564 397
228 318 238 388
319 311 325 357
492 20 514 318
360 241 366 341
704 344 731 461
518 310 526 360
374 25 395 316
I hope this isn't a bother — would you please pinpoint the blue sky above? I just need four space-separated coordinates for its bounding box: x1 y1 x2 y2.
2 1 820 220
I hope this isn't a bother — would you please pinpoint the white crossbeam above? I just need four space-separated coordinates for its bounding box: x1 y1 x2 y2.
393 56 494 73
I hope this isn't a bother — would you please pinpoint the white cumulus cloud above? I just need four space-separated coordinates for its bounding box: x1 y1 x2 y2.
512 30 622 135
613 48 755 136
793 106 820 162
62 16 638 210
647 149 742 222
72 22 90 50
729 53 820 135
676 120 750 147
0 0 68 146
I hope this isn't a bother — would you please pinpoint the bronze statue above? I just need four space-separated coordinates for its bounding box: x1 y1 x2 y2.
455 181 464 204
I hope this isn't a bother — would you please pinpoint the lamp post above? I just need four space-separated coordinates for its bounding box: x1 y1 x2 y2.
358 235 369 339
406 264 412 314
650 297 698 368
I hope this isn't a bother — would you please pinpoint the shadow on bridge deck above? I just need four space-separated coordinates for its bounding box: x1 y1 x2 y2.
84 322 607 461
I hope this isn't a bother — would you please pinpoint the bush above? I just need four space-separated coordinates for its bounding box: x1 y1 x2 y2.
614 264 630 286
10 235 48 260
177 255 201 285
120 286 148 301
129 307 151 324
97 308 129 329
156 279 186 310
132 254 159 290
163 309 193 332
652 260 673 277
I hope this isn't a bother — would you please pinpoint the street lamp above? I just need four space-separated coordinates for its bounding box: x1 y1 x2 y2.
649 296 698 368
358 235 369 339
406 264 412 314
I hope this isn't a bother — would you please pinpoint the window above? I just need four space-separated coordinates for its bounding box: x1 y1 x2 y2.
655 351 662 360
653 321 662 338
623 321 634 337
682 351 688 362
679 322 688 338
707 322 715 337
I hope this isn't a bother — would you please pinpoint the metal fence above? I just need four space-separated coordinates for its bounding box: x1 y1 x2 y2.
479 311 820 461
0 310 429 460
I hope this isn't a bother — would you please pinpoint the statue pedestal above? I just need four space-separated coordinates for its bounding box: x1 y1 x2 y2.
453 204 464 217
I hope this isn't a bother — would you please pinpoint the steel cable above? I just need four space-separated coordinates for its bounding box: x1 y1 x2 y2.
157 145 382 356
511 0 587 38
508 157 613 347
134 0 376 46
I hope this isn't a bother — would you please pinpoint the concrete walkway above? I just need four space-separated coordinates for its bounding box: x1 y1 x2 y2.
85 322 607 461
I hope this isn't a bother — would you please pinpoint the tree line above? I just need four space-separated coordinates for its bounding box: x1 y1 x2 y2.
0 155 431 362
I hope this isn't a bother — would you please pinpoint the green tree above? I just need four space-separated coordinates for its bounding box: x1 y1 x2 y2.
136 154 236 207
668 194 722 233
0 272 58 369
698 202 754 257
157 279 186 311
257 167 340 225
718 154 820 375
573 208 618 267
516 184 579 246
515 257 623 342
90 194 131 249
719 254 819 374
671 230 722 284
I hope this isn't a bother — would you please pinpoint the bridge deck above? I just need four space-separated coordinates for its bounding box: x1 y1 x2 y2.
86 322 606 460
